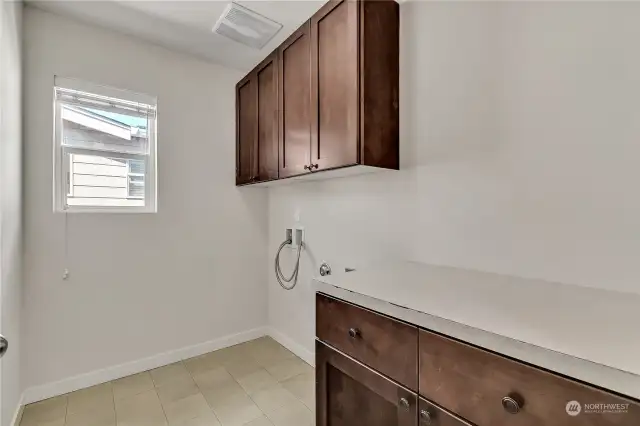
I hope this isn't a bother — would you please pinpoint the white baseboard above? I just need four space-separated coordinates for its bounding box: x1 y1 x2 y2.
11 393 24 426
267 327 315 367
22 327 267 405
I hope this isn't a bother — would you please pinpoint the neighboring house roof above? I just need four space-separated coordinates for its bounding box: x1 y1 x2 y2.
61 105 147 140
85 107 147 129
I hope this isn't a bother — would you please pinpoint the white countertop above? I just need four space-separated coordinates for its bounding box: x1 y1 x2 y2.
313 261 640 399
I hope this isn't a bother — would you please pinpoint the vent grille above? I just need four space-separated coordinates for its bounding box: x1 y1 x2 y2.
213 2 283 49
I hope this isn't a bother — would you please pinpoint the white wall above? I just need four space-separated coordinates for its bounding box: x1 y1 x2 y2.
1 0 23 422
268 1 640 359
23 7 268 390
1 0 23 423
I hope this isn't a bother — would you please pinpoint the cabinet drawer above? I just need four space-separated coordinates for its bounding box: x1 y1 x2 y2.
316 293 418 390
419 329 640 426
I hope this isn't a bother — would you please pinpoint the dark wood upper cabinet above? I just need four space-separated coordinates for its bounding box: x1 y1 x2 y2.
235 75 256 185
316 340 418 426
256 53 279 181
236 0 399 186
310 0 359 171
235 53 279 185
278 22 312 178
310 0 399 172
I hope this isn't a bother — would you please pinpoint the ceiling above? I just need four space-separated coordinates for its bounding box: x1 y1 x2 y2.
29 0 327 71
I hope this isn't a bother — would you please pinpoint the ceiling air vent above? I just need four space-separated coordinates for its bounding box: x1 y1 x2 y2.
213 2 283 49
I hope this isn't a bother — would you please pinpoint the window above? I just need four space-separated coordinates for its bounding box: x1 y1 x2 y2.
54 77 157 212
127 159 145 199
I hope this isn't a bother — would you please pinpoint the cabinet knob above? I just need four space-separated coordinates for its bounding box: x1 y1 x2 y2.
419 409 432 425
348 328 360 339
501 394 524 414
304 165 310 170
312 163 319 169
399 398 410 410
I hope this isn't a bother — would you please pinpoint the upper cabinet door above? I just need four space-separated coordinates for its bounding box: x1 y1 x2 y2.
255 53 279 181
316 340 418 426
236 75 256 185
278 22 312 178
310 0 359 171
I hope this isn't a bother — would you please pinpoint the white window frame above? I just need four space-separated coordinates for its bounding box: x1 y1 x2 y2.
127 159 145 199
53 77 157 213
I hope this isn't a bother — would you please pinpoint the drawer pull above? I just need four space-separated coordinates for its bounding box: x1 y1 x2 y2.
419 409 432 425
348 328 361 339
399 397 410 409
501 394 524 414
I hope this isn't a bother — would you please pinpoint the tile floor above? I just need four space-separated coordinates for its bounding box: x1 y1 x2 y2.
20 337 315 426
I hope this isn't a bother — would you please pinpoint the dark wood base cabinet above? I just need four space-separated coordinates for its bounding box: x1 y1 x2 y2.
316 293 640 426
316 341 417 426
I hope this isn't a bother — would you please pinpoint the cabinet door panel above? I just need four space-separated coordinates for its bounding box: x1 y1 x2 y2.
317 340 417 426
236 76 256 185
419 329 640 426
419 398 473 426
256 54 279 181
279 22 311 178
311 0 359 171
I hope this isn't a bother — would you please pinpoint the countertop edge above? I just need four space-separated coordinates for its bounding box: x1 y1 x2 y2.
313 279 640 401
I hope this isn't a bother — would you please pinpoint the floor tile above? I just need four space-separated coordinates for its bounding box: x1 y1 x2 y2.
280 372 314 410
21 338 314 426
200 381 248 411
157 376 200 406
214 344 254 364
184 353 225 376
112 372 155 400
249 385 298 415
250 342 295 367
235 369 278 395
171 410 220 426
243 416 273 426
66 382 114 414
115 389 167 426
266 400 313 426
151 362 192 387
210 394 262 426
65 405 115 426
264 358 313 383
20 418 65 426
162 393 212 425
192 367 235 391
21 396 67 426
224 357 263 381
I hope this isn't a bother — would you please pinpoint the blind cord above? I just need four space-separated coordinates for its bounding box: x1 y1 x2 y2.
62 210 69 280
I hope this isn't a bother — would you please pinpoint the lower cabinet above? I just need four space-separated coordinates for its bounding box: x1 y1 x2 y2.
316 292 640 426
316 340 417 426
419 398 473 426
